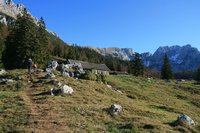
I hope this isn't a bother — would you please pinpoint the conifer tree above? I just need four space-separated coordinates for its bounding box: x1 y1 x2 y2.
196 67 200 81
161 54 173 79
0 34 4 67
3 9 50 69
132 53 144 76
36 17 50 66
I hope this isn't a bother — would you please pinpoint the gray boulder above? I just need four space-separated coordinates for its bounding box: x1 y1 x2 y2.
45 68 52 73
14 76 22 81
0 78 7 84
177 114 195 126
109 104 122 115
50 88 56 96
37 69 44 73
69 71 74 77
45 73 56 79
0 69 6 76
6 79 15 84
62 72 70 77
61 85 74 94
47 60 58 70
107 85 112 89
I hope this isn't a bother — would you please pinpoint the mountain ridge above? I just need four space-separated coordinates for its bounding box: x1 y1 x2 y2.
91 44 200 72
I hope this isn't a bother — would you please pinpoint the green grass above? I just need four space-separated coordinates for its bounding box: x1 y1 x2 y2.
0 70 200 132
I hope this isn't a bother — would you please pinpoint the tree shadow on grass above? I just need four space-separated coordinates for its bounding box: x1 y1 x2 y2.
32 91 50 96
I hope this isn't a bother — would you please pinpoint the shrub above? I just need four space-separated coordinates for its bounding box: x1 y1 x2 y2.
81 71 97 81
80 71 107 83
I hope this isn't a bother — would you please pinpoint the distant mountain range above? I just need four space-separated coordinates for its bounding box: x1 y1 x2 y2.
90 44 200 72
88 47 135 61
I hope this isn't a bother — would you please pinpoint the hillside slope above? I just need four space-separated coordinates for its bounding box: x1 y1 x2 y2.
0 70 200 132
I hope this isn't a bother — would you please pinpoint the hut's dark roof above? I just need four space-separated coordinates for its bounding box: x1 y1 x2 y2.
68 59 110 71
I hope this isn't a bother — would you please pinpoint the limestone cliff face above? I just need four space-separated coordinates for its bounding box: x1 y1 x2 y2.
0 0 58 37
0 0 38 25
89 47 135 61
0 0 25 19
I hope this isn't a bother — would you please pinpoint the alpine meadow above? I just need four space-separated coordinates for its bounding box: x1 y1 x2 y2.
0 0 200 133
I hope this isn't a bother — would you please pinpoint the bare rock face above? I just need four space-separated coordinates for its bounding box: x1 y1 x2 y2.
0 0 38 25
0 0 25 19
88 47 135 61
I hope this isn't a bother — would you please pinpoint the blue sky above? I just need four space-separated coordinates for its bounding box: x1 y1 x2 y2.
15 0 200 53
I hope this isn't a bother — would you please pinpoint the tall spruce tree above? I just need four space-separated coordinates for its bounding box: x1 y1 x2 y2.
161 54 173 79
3 9 50 69
132 53 144 76
36 17 50 66
0 24 5 67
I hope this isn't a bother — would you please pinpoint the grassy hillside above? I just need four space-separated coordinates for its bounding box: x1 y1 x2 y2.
0 70 200 132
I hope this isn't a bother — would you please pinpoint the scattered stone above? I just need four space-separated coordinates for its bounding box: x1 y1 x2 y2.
37 69 44 72
109 104 122 115
60 64 69 72
116 90 123 94
107 85 112 89
57 82 62 87
45 68 52 73
0 69 6 76
61 85 74 94
47 60 58 70
62 72 70 77
51 88 56 96
176 114 195 126
51 79 62 87
6 79 15 84
14 76 22 81
69 71 74 77
45 73 56 79
0 78 7 84
74 70 82 77
147 78 152 82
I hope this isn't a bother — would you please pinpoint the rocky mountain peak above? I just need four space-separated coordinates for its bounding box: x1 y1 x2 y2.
88 47 135 61
0 0 25 19
141 44 200 72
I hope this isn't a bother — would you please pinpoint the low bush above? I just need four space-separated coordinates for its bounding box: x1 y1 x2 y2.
80 71 107 83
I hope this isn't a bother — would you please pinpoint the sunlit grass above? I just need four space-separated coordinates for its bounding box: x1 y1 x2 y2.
0 70 199 132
